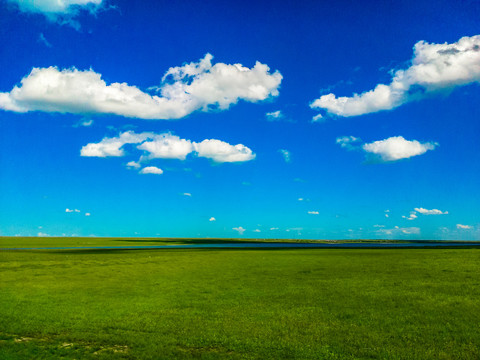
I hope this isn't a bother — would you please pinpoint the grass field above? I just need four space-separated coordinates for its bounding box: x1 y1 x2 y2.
1 239 479 359
0 236 437 249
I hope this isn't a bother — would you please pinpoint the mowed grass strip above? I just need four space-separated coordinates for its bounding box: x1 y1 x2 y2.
0 248 479 359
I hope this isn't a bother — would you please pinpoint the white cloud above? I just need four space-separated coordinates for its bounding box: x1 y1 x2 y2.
402 212 418 221
37 232 49 237
270 227 279 230
7 0 104 29
362 136 437 162
253 229 261 233
336 136 361 150
138 134 195 160
279 149 291 163
66 208 80 213
414 207 448 215
82 131 256 170
0 55 281 120
182 193 192 197
209 217 216 222
81 131 151 157
79 119 93 127
194 139 255 163
311 35 480 117
233 226 246 235
139 166 163 175
337 136 437 162
126 161 141 169
85 213 91 216
308 211 319 215
377 226 420 236
312 114 324 122
456 224 472 229
266 110 283 121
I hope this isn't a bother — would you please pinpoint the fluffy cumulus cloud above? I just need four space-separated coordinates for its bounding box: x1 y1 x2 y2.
337 136 437 162
7 0 105 29
138 134 194 160
81 132 152 157
414 207 448 215
209 217 216 222
362 136 437 162
0 54 282 120
139 166 163 175
194 139 255 163
81 131 255 172
311 35 480 117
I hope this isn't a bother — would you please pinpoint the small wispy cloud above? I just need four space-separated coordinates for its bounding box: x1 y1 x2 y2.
7 0 107 30
66 208 80 213
85 213 91 216
209 217 216 222
308 211 319 215
38 33 52 47
265 110 283 121
233 226 246 235
279 149 291 163
456 224 472 230
414 207 448 215
336 136 361 150
402 212 418 221
72 119 93 128
126 161 141 169
182 193 192 197
377 226 420 236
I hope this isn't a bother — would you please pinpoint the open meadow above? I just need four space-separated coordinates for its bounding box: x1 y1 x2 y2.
0 238 479 359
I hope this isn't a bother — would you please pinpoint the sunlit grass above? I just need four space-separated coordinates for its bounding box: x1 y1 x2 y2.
1 245 479 359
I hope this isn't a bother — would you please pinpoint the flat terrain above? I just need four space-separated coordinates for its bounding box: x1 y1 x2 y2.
0 239 479 359
0 237 447 249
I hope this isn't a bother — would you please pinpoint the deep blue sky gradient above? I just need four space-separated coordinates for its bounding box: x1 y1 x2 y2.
1 0 479 239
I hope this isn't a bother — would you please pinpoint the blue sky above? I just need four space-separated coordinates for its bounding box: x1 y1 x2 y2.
1 0 479 240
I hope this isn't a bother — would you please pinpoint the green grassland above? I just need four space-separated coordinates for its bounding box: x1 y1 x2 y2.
0 243 479 359
0 236 434 249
